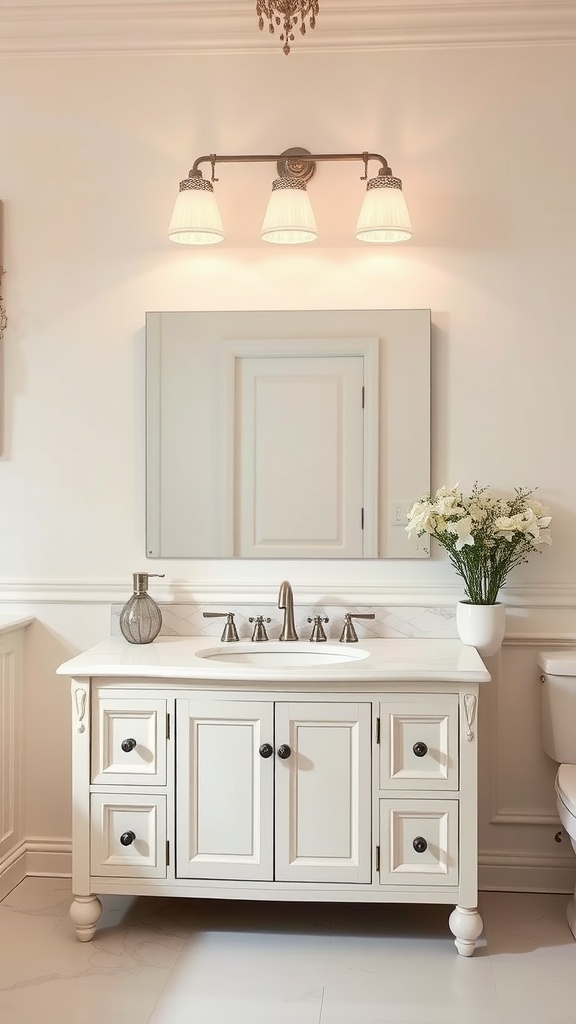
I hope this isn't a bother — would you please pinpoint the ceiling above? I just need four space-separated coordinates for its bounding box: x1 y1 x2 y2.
0 0 575 56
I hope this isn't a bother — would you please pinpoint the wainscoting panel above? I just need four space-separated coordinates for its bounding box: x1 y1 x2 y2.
0 622 29 899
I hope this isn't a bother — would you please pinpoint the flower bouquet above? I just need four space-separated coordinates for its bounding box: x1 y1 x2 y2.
406 483 552 605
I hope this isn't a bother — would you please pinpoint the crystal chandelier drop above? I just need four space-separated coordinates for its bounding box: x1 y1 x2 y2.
256 1 320 55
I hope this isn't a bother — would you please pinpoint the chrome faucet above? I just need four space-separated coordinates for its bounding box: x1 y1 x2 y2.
278 580 298 641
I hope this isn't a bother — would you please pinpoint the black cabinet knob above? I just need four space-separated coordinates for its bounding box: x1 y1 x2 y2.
413 741 428 758
413 836 428 854
277 744 292 759
120 830 136 847
121 738 137 753
259 743 273 759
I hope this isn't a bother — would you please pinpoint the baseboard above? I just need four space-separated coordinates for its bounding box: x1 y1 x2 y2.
24 837 72 877
479 852 576 894
0 841 27 900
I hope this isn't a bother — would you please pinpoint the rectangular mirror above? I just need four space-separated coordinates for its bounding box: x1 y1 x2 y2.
146 309 430 559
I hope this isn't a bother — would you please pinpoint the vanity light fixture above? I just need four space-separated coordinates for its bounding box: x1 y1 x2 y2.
168 147 412 246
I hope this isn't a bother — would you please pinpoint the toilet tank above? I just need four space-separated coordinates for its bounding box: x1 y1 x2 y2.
539 650 576 764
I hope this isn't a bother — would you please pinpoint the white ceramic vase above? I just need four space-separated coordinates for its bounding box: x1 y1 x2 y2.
456 601 506 657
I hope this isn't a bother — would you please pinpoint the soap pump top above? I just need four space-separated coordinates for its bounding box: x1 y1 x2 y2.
132 572 164 593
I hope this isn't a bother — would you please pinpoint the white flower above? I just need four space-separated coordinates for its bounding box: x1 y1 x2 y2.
446 515 475 550
405 483 552 604
406 500 436 537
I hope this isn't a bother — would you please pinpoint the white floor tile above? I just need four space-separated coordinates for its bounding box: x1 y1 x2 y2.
491 959 576 1024
322 953 502 1023
481 890 576 959
2 881 576 1024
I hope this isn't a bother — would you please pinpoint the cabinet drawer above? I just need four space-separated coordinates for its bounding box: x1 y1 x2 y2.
378 695 458 791
91 697 167 785
90 793 167 878
378 798 459 886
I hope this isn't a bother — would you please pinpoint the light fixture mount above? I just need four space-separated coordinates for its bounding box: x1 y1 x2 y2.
277 147 316 182
257 1 320 55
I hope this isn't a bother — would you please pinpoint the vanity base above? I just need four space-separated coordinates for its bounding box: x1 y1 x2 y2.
70 884 483 955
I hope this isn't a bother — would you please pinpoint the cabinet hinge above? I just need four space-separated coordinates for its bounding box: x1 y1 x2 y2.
166 840 170 866
361 385 365 409
166 713 170 740
376 717 380 744
375 845 380 872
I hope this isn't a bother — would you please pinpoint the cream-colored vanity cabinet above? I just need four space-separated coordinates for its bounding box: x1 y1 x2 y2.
59 636 489 956
176 699 372 884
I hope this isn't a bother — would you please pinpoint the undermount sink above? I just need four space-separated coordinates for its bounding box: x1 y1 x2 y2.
195 642 371 668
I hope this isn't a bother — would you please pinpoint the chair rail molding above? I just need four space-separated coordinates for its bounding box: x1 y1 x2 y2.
0 1 575 55
1 579 576 608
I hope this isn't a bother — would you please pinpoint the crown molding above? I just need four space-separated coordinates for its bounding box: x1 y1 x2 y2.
0 1 575 56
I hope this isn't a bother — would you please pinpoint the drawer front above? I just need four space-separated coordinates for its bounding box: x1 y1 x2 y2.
90 793 167 878
378 695 458 791
378 798 459 886
91 697 167 785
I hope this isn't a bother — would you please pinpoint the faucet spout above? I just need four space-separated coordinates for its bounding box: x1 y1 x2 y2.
278 580 299 641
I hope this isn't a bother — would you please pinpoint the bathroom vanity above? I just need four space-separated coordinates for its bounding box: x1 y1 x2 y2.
57 636 490 955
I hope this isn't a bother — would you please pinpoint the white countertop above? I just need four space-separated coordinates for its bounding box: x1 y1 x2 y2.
56 635 491 684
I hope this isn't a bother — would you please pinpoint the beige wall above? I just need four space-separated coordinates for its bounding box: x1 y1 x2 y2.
0 42 575 889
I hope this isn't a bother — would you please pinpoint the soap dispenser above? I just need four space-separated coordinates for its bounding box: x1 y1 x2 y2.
120 573 165 644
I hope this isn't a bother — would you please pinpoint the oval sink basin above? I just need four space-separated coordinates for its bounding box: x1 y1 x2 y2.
196 642 370 668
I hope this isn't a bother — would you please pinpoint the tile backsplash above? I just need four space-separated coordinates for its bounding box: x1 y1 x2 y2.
112 603 457 641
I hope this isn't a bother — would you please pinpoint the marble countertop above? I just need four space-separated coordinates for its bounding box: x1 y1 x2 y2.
57 635 491 685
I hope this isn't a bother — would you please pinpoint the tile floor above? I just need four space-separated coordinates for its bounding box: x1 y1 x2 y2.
1 878 576 1024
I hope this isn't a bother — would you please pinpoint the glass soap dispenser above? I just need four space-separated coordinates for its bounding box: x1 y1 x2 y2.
120 573 165 644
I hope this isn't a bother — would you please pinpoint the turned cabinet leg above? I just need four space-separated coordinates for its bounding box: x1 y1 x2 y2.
70 894 103 942
449 905 483 956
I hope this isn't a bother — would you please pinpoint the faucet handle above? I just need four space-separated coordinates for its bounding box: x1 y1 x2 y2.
339 612 375 643
203 611 239 643
307 616 329 642
249 616 271 642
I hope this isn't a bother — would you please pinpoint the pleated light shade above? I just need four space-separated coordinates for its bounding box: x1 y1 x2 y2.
168 177 224 245
261 177 318 244
355 174 412 243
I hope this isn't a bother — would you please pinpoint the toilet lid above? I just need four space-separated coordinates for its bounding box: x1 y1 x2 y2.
556 764 576 817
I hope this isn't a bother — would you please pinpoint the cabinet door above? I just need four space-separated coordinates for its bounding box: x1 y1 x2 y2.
274 702 372 883
176 700 274 880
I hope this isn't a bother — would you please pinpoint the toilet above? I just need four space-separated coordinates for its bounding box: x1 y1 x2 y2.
539 649 576 939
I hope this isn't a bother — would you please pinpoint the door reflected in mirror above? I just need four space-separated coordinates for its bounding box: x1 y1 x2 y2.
146 309 430 559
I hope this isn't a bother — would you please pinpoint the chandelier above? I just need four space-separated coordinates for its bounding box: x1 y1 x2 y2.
256 1 320 55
